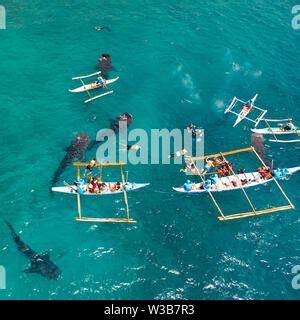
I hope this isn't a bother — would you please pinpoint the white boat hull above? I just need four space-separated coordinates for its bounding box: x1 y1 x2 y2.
52 182 149 195
173 167 300 194
69 77 119 93
251 127 300 135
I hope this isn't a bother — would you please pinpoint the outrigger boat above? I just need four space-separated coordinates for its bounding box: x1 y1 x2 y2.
69 70 119 103
225 94 268 127
174 167 300 193
51 161 149 223
251 119 300 143
174 146 297 221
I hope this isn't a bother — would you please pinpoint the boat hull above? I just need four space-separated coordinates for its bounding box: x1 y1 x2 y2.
52 182 149 195
251 127 300 135
69 77 119 93
173 167 300 194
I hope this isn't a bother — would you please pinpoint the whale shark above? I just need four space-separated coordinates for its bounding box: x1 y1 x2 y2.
51 133 90 186
89 113 133 150
5 221 61 280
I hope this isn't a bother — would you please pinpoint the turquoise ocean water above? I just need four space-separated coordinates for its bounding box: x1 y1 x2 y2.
1 0 300 299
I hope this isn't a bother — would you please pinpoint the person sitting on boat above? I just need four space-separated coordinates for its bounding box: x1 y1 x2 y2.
168 149 188 158
85 159 97 176
95 76 107 88
201 159 214 174
213 158 222 167
183 180 192 191
237 169 245 174
115 182 121 191
257 166 271 179
282 121 296 131
243 99 254 111
210 174 219 185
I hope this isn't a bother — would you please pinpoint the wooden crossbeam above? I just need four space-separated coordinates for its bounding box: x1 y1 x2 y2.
251 146 295 209
219 152 257 215
188 159 226 219
120 164 131 221
186 147 252 161
73 162 126 167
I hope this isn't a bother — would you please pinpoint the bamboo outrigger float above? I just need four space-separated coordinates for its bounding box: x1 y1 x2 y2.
175 146 297 221
52 162 149 223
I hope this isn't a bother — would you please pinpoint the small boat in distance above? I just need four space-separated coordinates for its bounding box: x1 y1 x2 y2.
69 70 119 103
225 94 268 127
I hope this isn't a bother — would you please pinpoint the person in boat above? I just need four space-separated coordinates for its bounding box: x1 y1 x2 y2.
168 149 188 158
85 159 97 176
95 76 107 88
88 178 94 193
257 166 272 179
243 98 254 111
183 180 193 191
201 159 214 174
237 169 245 174
282 121 296 131
213 158 222 166
115 182 121 191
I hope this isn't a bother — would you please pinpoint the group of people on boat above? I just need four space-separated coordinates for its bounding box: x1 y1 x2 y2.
86 177 122 194
73 175 123 194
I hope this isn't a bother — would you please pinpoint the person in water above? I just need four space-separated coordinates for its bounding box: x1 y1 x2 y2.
168 149 188 158
85 159 96 176
120 143 141 151
95 26 111 31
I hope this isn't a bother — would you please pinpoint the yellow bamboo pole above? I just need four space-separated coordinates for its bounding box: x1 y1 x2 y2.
77 166 80 180
99 164 103 180
264 119 278 142
251 146 295 208
120 164 131 221
186 147 252 161
219 152 257 215
189 159 226 219
218 204 293 221
73 162 126 167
